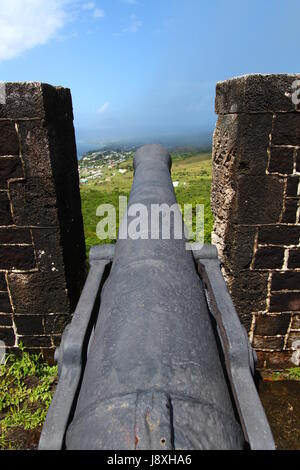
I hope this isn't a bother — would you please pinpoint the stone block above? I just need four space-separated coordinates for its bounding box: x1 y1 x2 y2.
256 350 296 369
258 225 300 246
254 314 291 336
0 314 12 327
20 335 52 348
0 192 13 225
0 273 6 291
272 271 300 291
7 271 70 314
0 292 12 313
0 328 15 346
0 82 73 121
0 157 23 189
0 122 19 156
14 315 44 335
291 314 300 329
268 147 294 175
253 335 285 350
230 271 268 312
286 176 300 198
9 177 59 226
235 176 284 225
286 331 300 349
0 245 35 271
0 227 31 245
254 246 284 270
288 249 300 269
215 74 300 114
270 292 300 312
281 200 299 224
272 113 300 146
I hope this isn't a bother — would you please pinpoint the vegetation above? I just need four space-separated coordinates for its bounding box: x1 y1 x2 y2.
0 343 57 450
288 367 300 380
80 152 213 256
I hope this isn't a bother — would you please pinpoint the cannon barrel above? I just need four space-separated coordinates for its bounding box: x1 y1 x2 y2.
39 144 275 450
66 144 243 450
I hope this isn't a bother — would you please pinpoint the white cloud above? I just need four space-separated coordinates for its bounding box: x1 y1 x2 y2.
98 102 109 113
123 14 142 33
93 8 105 19
0 0 69 61
0 0 106 62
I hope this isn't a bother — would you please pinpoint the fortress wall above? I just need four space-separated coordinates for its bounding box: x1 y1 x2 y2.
212 74 300 369
0 83 86 361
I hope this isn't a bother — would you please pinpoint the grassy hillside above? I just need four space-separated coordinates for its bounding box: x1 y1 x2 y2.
80 152 213 256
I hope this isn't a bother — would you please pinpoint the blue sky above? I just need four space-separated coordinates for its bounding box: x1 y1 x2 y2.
0 0 300 148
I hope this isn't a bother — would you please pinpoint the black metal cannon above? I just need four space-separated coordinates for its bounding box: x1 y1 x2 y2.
39 144 275 450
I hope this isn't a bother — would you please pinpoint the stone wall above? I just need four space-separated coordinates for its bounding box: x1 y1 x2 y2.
0 83 86 361
212 74 300 369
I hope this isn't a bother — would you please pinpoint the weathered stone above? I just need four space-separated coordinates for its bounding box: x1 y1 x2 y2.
0 82 86 357
213 75 300 368
0 192 13 225
0 328 15 346
256 351 295 369
9 177 58 227
31 228 65 273
7 271 70 314
17 121 53 179
286 331 300 349
0 292 12 313
254 247 284 270
0 314 12 327
0 227 31 245
258 225 300 246
0 157 23 189
253 335 285 350
0 82 73 121
235 176 284 225
230 271 268 312
270 292 300 312
254 314 291 336
281 200 299 224
14 315 44 335
291 314 300 330
0 122 19 156
288 249 300 269
272 271 300 291
0 245 35 271
296 149 300 173
215 74 300 114
222 226 257 274
272 113 300 146
20 335 52 348
0 273 6 291
268 147 294 175
43 315 69 335
286 176 300 198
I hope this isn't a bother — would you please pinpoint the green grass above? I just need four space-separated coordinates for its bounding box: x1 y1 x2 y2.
288 367 300 380
0 343 57 450
80 152 213 256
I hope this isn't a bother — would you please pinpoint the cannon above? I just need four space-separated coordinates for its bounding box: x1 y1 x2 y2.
39 144 275 450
